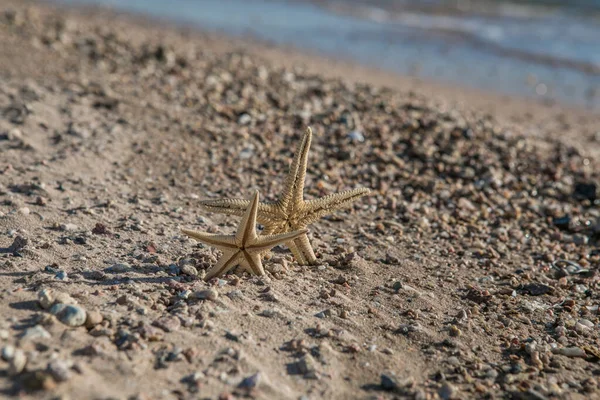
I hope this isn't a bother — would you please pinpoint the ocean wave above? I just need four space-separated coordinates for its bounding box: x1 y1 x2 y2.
315 0 600 75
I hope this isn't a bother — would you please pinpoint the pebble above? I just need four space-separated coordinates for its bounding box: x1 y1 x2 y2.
522 283 554 296
347 130 365 142
438 382 458 400
47 360 71 382
238 372 261 389
8 235 28 252
226 290 244 300
260 309 281 318
381 371 401 391
552 347 587 358
153 316 181 332
9 349 27 376
60 223 78 231
238 113 251 125
50 303 87 327
55 270 68 281
85 310 103 328
139 324 165 341
578 318 594 328
1 345 15 361
181 264 198 276
315 309 334 318
105 263 132 273
38 288 54 309
296 354 318 379
21 325 51 340
448 325 461 337
193 288 219 301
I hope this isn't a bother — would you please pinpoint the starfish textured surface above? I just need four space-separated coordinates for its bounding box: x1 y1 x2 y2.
182 191 307 280
199 127 370 265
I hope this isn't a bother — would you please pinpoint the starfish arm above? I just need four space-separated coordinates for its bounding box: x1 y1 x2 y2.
235 191 260 246
199 198 283 225
294 234 317 265
280 127 312 210
246 229 308 253
204 250 242 281
287 238 308 265
241 251 265 276
199 198 249 217
181 229 237 251
303 187 370 225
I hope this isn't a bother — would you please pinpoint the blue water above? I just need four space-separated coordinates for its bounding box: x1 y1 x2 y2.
56 0 600 109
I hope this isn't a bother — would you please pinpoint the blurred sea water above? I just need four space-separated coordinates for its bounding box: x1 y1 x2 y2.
58 0 600 109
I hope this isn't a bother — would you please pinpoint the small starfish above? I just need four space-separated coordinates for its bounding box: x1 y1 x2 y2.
182 191 306 281
199 127 370 265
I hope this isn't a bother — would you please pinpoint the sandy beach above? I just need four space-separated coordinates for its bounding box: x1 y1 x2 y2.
2 1 600 399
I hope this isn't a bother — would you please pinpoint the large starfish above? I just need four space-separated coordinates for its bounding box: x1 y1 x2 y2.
199 127 370 265
182 191 306 281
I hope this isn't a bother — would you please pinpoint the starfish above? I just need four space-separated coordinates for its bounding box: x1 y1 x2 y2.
182 191 306 281
199 127 370 265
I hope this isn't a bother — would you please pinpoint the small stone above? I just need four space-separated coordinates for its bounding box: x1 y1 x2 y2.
439 382 458 400
381 371 401 391
18 207 30 215
115 295 132 305
181 265 198 276
225 331 240 342
449 325 461 337
238 372 261 389
579 319 594 328
60 223 78 232
446 357 460 366
522 283 554 296
226 290 244 300
552 215 571 230
91 223 110 235
315 309 334 318
1 345 15 361
347 130 365 142
193 288 218 301
574 182 597 201
9 349 27 376
296 354 318 379
139 324 164 341
47 360 71 382
50 304 87 327
153 316 181 332
105 263 131 273
552 347 587 358
182 371 205 384
38 289 54 309
260 309 281 318
85 310 103 328
55 270 68 281
8 235 28 252
238 113 251 125
21 325 51 340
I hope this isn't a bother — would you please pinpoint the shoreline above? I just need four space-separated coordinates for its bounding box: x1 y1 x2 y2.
55 0 600 110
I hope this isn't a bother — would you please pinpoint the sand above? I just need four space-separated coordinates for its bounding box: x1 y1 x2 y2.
1 1 600 399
